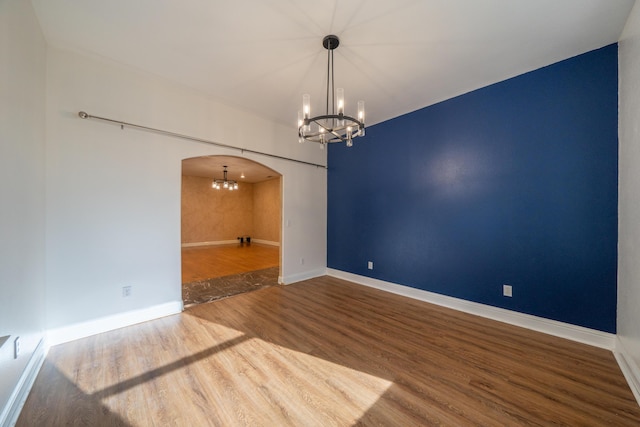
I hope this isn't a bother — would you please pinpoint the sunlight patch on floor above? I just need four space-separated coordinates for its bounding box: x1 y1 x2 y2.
54 329 392 425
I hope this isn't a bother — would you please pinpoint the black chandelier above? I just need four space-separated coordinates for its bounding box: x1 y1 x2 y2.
212 166 238 191
298 35 365 148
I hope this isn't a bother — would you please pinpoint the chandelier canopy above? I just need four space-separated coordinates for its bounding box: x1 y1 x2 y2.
298 35 365 148
212 166 238 191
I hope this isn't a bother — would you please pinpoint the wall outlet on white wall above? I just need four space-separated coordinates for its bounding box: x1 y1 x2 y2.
14 336 20 359
122 285 132 298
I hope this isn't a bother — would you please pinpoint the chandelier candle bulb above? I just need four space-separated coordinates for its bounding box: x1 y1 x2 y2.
336 87 345 126
302 94 310 119
358 101 365 123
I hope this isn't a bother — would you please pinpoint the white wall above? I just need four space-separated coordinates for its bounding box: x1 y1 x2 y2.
0 0 47 423
618 0 640 398
45 46 327 332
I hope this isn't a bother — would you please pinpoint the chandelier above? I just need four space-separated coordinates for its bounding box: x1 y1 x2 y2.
212 166 238 191
298 35 365 148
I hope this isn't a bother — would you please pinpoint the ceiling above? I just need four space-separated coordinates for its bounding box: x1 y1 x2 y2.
32 0 634 130
182 156 280 183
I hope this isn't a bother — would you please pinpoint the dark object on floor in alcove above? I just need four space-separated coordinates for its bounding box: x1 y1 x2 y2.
237 235 251 244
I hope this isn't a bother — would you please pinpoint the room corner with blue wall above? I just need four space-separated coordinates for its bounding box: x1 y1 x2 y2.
328 44 618 333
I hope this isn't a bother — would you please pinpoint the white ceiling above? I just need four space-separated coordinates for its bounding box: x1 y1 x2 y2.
32 0 634 130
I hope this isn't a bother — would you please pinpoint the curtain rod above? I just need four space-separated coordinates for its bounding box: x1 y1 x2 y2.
77 111 327 169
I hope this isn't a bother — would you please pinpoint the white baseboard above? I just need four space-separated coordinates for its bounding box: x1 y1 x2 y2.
281 268 326 285
326 269 616 350
182 239 280 248
0 338 47 427
251 239 280 246
615 338 640 406
181 240 237 247
47 301 183 346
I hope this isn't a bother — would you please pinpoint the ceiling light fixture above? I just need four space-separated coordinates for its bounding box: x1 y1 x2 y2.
212 166 238 191
298 35 365 148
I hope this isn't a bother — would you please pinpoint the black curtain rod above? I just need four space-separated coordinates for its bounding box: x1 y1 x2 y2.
77 111 327 169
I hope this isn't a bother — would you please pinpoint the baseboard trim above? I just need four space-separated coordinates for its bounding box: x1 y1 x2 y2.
182 240 237 247
326 269 616 350
615 338 640 406
182 240 280 248
251 239 280 247
281 268 326 285
0 338 47 427
47 301 184 346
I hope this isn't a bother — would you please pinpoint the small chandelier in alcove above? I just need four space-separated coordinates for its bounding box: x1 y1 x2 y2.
212 166 238 191
298 35 365 148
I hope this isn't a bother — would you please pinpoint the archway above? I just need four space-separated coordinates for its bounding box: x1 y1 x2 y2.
180 155 282 307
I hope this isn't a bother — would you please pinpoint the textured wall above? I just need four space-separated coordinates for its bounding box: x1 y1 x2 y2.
181 175 254 243
328 44 618 333
181 176 281 244
253 178 281 243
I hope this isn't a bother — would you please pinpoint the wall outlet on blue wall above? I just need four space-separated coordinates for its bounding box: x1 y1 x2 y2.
503 284 513 298
367 261 373 270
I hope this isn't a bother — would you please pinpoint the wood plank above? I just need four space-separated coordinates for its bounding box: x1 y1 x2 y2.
17 276 640 426
181 243 279 283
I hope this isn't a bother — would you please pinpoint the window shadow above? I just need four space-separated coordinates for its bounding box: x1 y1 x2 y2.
16 361 132 427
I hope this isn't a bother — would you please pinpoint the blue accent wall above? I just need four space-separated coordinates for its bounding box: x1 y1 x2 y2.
327 44 618 333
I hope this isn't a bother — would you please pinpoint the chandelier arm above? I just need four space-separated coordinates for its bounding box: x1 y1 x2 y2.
317 119 343 142
330 129 346 142
299 114 365 144
305 114 364 129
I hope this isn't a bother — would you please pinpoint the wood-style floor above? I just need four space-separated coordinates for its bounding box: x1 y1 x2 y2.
181 243 279 283
18 276 640 426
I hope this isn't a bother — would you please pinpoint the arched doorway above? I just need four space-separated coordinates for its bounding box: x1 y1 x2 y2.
180 155 282 307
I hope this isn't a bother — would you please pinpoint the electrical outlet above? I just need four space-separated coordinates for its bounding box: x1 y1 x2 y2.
367 261 374 270
122 285 132 297
14 336 20 359
503 284 513 297
300 257 304 265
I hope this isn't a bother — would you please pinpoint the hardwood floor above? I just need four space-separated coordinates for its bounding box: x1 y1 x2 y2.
18 276 640 426
181 243 279 283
